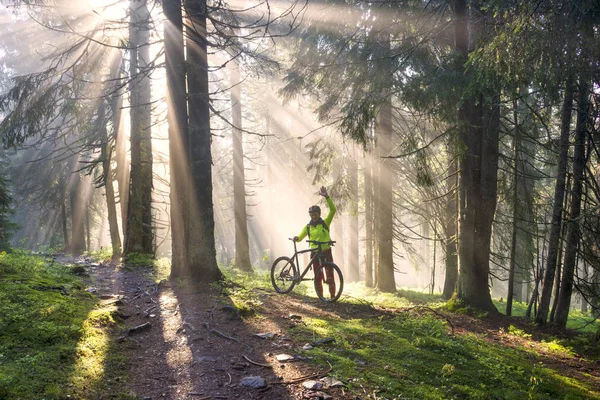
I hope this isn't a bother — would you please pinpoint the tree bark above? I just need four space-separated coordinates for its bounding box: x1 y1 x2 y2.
442 151 458 299
347 153 360 282
230 62 252 271
185 0 222 281
374 32 396 293
555 76 590 329
68 162 86 255
125 0 154 255
164 0 190 278
536 76 575 325
99 99 122 258
453 0 498 312
506 102 520 316
364 151 374 287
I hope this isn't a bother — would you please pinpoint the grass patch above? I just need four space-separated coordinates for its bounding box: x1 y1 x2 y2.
288 311 599 399
223 270 599 399
123 252 170 282
0 250 130 399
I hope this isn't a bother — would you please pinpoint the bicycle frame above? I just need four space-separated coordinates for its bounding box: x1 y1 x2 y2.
290 240 330 282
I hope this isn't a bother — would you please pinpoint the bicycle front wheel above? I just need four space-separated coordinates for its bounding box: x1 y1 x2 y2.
271 256 297 294
314 262 344 303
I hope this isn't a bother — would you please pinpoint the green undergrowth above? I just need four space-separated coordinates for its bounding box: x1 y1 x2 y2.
290 313 599 400
223 269 599 399
0 250 131 399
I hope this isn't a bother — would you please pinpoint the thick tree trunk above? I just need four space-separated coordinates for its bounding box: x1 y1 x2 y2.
185 0 222 281
364 152 374 287
231 63 252 271
442 152 458 299
125 0 153 255
164 0 189 278
453 0 498 312
555 77 590 329
536 76 575 325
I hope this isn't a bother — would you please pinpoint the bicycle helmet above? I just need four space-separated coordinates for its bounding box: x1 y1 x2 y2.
308 205 321 213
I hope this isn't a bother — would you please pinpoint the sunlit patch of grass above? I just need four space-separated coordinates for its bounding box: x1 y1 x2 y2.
88 247 113 263
223 264 599 397
508 324 533 339
540 339 576 358
288 311 600 399
0 250 130 399
122 252 170 282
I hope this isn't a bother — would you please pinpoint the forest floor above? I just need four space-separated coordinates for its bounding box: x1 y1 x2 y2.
74 255 600 400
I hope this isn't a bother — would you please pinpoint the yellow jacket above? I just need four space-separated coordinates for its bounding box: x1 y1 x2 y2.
297 197 336 250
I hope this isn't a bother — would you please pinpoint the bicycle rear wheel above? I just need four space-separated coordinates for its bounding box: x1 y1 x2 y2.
271 256 297 294
314 262 344 303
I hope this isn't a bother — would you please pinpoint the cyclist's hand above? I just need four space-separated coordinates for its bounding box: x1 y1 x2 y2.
293 236 299 242
319 186 328 197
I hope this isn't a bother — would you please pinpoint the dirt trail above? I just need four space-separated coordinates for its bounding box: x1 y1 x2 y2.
75 257 349 400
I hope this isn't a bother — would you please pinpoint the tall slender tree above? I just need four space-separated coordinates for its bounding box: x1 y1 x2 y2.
230 62 252 271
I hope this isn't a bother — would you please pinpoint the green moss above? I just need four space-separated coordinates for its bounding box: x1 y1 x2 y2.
0 251 128 399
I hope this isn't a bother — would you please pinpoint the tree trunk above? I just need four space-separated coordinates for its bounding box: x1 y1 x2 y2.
125 0 153 255
61 180 69 251
453 0 498 312
99 97 122 258
506 103 520 316
550 174 570 322
347 152 360 282
536 76 575 325
364 152 374 287
85 207 91 252
555 76 590 329
164 0 189 278
374 32 395 293
68 167 86 255
185 0 222 281
230 63 252 271
442 151 458 299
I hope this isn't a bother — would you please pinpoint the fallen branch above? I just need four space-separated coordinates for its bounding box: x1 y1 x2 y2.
272 361 333 385
210 328 241 344
243 355 272 368
126 322 152 336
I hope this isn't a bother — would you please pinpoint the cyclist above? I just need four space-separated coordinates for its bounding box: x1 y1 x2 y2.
293 186 337 298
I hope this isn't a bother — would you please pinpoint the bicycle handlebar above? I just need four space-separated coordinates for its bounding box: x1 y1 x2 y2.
307 240 336 245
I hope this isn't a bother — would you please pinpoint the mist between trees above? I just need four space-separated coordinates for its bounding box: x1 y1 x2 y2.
0 0 599 327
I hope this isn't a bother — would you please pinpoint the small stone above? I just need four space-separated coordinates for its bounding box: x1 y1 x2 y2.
289 314 302 320
149 314 156 318
356 359 367 367
275 354 295 362
240 376 266 388
302 380 323 390
254 332 276 339
321 376 345 387
311 338 335 346
302 343 314 350
303 392 332 400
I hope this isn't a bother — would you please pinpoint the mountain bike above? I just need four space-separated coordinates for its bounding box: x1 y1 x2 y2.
270 238 344 303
